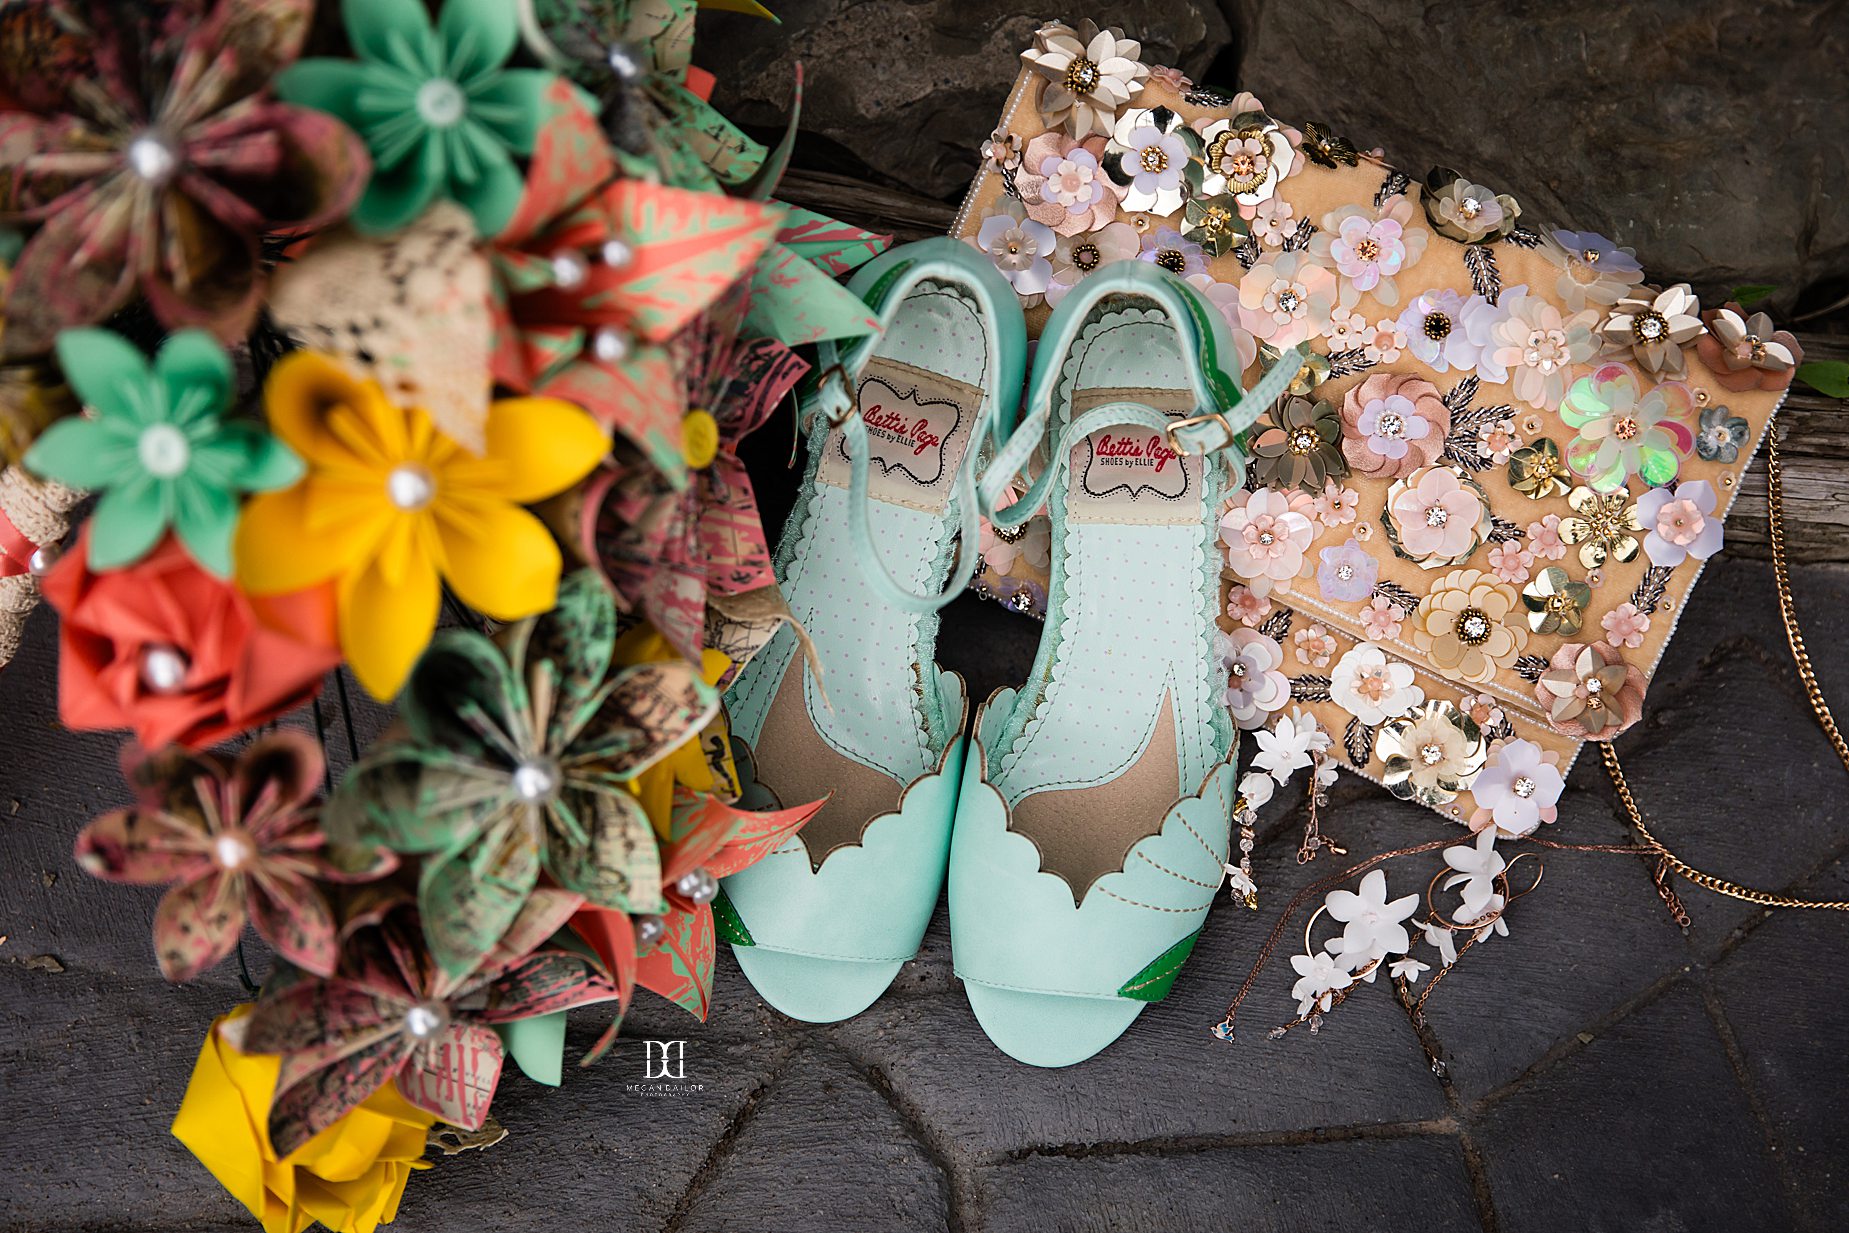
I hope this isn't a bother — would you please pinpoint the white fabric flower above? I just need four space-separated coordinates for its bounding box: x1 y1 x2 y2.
1472 895 1511 943
1237 770 1275 811
1324 870 1419 971
970 200 1057 298
1470 738 1563 837
1329 642 1425 727
1389 956 1430 982
1252 708 1328 782
1223 863 1257 900
1423 920 1458 968
1442 830 1505 922
1290 949 1354 1016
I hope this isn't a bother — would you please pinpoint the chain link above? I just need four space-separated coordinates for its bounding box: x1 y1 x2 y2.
1603 427 1849 912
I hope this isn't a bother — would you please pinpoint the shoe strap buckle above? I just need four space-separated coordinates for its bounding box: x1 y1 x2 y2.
1165 410 1234 458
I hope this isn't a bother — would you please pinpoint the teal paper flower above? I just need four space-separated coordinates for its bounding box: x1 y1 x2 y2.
23 330 302 576
277 0 556 237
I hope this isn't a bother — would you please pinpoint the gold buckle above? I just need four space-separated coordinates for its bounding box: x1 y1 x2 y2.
1165 411 1232 457
810 362 860 429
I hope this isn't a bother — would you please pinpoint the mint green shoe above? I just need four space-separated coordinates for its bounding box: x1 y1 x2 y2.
948 262 1302 1066
720 238 1028 1022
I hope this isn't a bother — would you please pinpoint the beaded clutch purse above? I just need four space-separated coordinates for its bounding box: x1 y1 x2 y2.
952 20 1802 831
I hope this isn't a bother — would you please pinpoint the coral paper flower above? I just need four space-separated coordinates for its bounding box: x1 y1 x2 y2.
75 733 392 982
173 1005 432 1233
24 329 302 575
42 532 340 751
277 0 557 237
0 0 369 355
235 352 610 699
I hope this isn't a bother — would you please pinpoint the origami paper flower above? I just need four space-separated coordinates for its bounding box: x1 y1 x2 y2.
490 83 783 485
0 0 369 356
24 330 302 575
42 531 340 751
1697 302 1803 393
235 352 610 699
1250 395 1347 493
630 789 824 1022
75 733 392 982
582 311 808 660
277 0 557 236
327 571 718 979
1535 641 1645 740
174 1004 434 1233
1558 363 1695 492
240 889 618 1157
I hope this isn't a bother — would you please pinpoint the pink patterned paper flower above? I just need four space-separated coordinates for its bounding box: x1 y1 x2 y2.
1601 602 1651 648
1220 487 1316 598
1389 467 1484 560
73 732 394 983
1636 480 1722 567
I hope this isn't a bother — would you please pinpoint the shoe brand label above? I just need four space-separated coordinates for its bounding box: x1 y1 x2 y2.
1068 388 1204 525
818 360 979 514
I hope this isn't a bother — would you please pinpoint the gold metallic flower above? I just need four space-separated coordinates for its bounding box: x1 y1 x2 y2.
1557 485 1641 571
1275 345 1331 396
1180 192 1247 257
1376 699 1488 806
1521 566 1593 635
1507 437 1570 501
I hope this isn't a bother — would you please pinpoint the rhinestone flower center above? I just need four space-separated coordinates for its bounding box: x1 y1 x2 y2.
1455 607 1492 646
1289 429 1318 455
1064 56 1101 94
1275 288 1302 312
1419 742 1445 766
1424 504 1450 528
1512 775 1537 798
1355 238 1381 262
1459 196 1483 219
1376 411 1404 439
1633 310 1668 343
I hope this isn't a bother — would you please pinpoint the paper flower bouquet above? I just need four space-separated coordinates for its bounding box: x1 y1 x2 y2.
0 0 886 1227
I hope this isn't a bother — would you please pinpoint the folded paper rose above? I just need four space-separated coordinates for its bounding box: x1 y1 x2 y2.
173 1005 432 1233
42 531 341 751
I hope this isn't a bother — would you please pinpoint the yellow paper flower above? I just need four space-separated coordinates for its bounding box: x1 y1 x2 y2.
615 623 735 835
172 1005 433 1233
236 353 610 698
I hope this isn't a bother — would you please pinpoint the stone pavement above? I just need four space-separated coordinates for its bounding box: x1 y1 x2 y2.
3 551 1847 1232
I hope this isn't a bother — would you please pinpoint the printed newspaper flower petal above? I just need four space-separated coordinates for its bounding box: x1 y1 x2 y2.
418 814 543 980
633 900 716 1021
594 180 784 341
395 1022 505 1130
545 785 663 911
744 241 882 344
153 873 246 983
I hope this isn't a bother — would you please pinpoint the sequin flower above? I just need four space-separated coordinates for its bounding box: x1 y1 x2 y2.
1398 289 1504 376
23 329 303 576
1489 288 1597 412
1311 198 1429 308
1695 404 1751 464
1422 171 1521 244
1410 568 1528 684
1697 303 1803 393
1558 363 1695 492
1361 597 1406 640
1637 480 1723 568
1239 251 1339 348
1220 487 1315 598
1384 466 1491 566
278 0 559 236
1557 485 1642 570
1015 132 1123 236
1508 438 1572 501
1330 642 1424 727
1468 738 1563 837
1598 284 1703 379
1535 641 1645 740
1317 538 1379 603
0 0 369 354
1601 602 1650 648
1547 230 1645 311
1021 20 1150 139
1521 566 1593 635
1139 226 1208 278
1340 373 1448 481
1046 222 1140 307
1251 395 1347 493
1217 626 1291 729
75 733 392 982
1376 699 1487 807
971 199 1057 298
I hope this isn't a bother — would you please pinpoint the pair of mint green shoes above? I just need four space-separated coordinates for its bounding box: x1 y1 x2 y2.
720 238 1300 1067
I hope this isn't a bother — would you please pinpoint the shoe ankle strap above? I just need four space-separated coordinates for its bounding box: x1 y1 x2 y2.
978 341 1307 530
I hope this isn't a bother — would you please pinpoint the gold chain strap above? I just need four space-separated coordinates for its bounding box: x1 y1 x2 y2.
1603 427 1849 912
